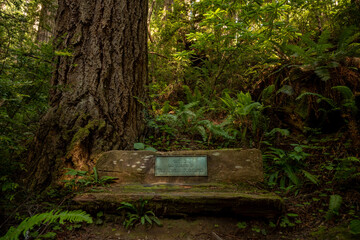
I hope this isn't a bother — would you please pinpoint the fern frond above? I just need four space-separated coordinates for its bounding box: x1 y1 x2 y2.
332 86 353 100
268 128 290 137
314 67 331 81
338 26 360 51
318 30 331 45
326 194 343 220
276 85 294 96
219 118 232 127
220 93 236 110
118 202 138 213
182 101 200 110
157 113 177 123
329 194 342 212
349 220 360 235
208 123 234 140
287 44 307 59
236 92 252 105
284 165 300 186
1 210 92 240
196 125 207 142
241 102 262 115
144 215 152 225
302 33 316 49
183 85 193 103
296 92 336 107
302 170 319 185
194 87 202 102
150 216 162 226
57 210 93 224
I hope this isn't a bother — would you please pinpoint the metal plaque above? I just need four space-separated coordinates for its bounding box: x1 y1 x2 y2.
155 155 208 177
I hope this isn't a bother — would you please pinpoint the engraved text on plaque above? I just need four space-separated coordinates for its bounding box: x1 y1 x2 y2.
155 156 208 176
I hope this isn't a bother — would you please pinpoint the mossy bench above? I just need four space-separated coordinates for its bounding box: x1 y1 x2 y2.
73 149 283 217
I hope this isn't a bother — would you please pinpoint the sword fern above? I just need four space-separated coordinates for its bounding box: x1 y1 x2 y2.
1 210 93 240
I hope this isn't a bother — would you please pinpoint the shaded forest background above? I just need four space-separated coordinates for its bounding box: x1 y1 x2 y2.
1 0 360 238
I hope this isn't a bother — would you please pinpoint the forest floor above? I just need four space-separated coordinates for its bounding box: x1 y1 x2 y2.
55 214 352 240
1 135 359 239
53 190 356 240
1 173 358 239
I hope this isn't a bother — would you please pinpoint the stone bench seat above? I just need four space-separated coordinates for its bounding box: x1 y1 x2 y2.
73 149 284 217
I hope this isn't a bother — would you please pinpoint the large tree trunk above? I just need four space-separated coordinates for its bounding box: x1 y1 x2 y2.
27 0 148 190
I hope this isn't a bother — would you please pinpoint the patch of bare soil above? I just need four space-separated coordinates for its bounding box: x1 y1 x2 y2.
55 216 310 240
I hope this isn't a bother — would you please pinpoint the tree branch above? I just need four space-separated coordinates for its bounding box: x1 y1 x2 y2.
149 52 168 59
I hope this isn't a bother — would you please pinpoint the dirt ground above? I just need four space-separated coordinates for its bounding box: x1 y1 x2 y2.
55 216 312 240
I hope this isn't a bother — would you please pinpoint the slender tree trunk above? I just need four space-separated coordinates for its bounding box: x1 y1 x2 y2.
162 0 173 20
27 0 148 191
147 0 155 43
36 0 56 42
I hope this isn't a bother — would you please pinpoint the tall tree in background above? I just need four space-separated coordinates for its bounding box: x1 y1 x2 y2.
36 0 56 42
27 0 148 190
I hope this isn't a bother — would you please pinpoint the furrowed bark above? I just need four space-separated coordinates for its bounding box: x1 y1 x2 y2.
27 0 148 191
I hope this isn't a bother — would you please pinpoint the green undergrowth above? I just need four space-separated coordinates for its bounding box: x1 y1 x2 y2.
0 210 93 240
2 0 360 238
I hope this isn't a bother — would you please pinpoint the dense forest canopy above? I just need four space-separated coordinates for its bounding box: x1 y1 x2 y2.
0 0 360 239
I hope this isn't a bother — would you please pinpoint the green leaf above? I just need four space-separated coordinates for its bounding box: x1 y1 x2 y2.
118 202 137 212
145 210 155 216
332 86 354 100
302 170 319 185
350 220 360 235
261 84 275 102
55 50 73 57
93 167 98 182
237 222 247 229
144 215 152 225
196 125 207 142
64 168 87 176
95 218 103 225
124 216 138 229
40 231 57 239
302 170 319 184
277 85 294 96
287 44 306 58
296 92 323 101
296 92 336 107
134 143 145 150
329 194 342 212
344 157 360 162
151 216 162 226
140 216 145 225
242 102 262 115
287 213 299 217
294 146 302 152
315 67 331 81
326 194 343 220
99 176 118 183
1 210 92 240
285 165 300 186
266 128 290 137
144 147 157 152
